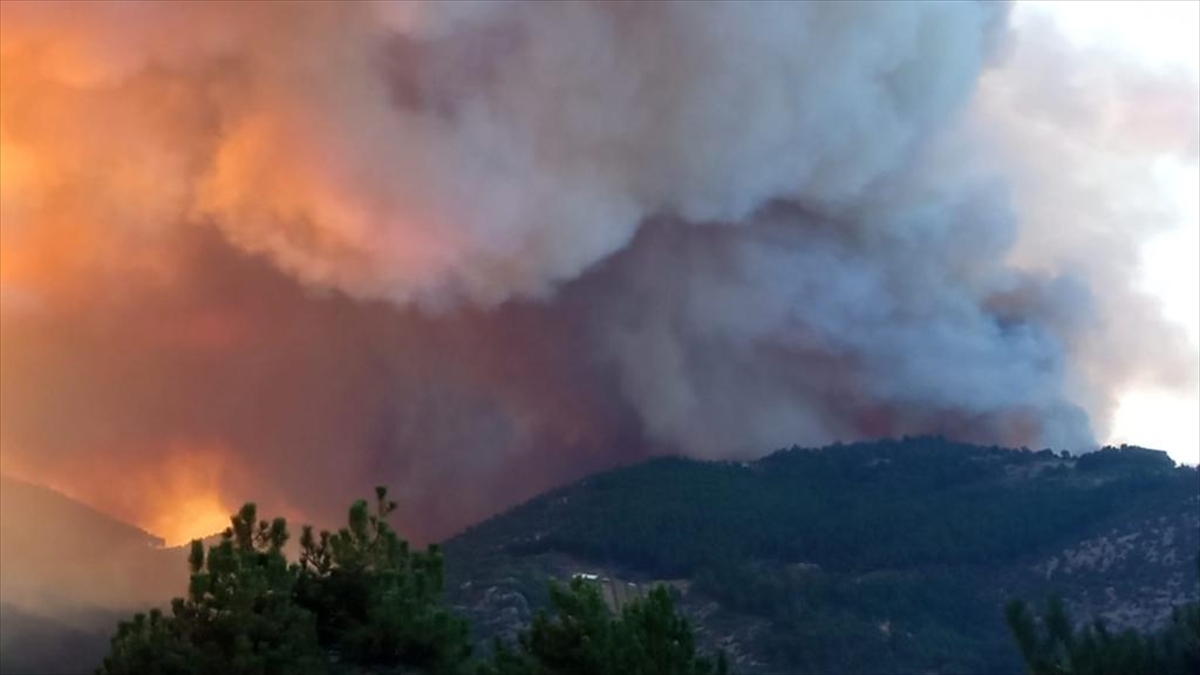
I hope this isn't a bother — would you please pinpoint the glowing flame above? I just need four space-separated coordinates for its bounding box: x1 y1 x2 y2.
136 449 237 546
0 441 239 547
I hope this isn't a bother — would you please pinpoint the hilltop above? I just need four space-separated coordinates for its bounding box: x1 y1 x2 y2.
442 438 1200 674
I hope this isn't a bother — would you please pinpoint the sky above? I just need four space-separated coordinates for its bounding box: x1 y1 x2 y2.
1017 1 1199 465
0 1 1197 546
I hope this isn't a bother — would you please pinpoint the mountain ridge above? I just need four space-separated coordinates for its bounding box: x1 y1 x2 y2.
441 438 1200 674
1 439 1196 674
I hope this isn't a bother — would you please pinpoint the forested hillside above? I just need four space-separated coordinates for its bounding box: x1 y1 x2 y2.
2 439 1196 674
443 438 1200 674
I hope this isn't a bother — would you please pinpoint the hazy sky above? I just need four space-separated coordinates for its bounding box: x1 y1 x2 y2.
1 2 1197 545
1020 1 1199 465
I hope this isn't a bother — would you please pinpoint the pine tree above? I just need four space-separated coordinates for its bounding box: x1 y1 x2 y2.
100 488 720 675
487 577 725 675
99 489 471 675
1007 594 1200 675
100 503 325 675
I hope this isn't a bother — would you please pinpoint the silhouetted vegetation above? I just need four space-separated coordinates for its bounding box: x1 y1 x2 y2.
9 439 1195 674
486 578 725 675
100 488 470 675
1006 594 1200 675
98 488 716 675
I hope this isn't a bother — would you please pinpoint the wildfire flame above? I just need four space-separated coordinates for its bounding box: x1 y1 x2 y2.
136 449 237 546
0 441 238 547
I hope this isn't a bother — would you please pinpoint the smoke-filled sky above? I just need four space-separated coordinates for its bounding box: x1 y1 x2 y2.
1 0 1196 545
1023 0 1200 469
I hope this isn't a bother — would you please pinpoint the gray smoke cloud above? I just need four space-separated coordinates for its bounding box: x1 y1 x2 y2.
0 0 1195 540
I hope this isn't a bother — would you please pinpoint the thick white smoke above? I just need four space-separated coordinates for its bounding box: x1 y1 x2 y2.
3 1 1008 304
1 0 1196 535
210 1 1007 307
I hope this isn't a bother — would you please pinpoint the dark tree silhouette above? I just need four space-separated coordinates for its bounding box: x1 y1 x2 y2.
1006 594 1200 675
100 489 471 675
487 577 725 675
99 488 718 675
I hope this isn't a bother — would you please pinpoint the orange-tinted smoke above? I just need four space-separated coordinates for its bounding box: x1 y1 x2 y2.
0 223 637 545
1 440 241 546
2 0 1196 551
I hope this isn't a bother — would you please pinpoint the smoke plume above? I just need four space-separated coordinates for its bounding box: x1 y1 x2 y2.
1 1 1195 542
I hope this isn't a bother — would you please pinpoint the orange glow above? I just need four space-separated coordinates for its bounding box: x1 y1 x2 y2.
0 14 272 544
0 0 478 311
134 448 237 546
0 137 34 200
0 441 240 546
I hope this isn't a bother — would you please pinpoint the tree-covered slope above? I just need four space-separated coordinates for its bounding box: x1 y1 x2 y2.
2 439 1195 674
443 438 1200 674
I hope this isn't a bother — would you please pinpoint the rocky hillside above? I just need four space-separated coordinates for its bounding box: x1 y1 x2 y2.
442 439 1200 674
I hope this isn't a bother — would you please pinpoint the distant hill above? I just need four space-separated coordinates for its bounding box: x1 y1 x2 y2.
0 603 118 675
0 475 163 547
0 475 188 674
442 438 1200 674
0 475 183 610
